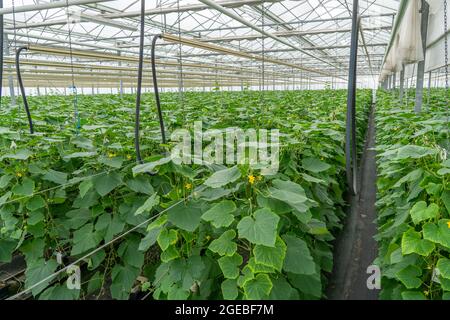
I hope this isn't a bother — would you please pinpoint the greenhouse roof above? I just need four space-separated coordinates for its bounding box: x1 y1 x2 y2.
0 0 400 88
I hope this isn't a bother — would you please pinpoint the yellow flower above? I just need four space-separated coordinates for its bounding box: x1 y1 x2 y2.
16 172 23 177
447 221 450 229
108 152 116 158
248 175 255 185
185 183 192 190
206 235 211 241
127 155 132 160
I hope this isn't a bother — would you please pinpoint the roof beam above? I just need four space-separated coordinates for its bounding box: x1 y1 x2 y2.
197 0 345 75
0 0 114 15
99 0 280 19
197 25 391 43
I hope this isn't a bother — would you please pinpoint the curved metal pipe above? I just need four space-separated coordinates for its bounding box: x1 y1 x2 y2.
16 46 34 134
151 34 167 145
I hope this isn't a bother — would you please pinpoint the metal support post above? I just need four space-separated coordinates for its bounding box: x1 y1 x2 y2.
346 0 359 195
415 0 430 113
399 66 405 102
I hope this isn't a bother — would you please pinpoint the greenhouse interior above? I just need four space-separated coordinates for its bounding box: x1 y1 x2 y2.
0 0 448 302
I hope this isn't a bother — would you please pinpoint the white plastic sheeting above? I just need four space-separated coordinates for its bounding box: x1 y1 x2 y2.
381 0 450 81
381 0 423 80
425 0 450 72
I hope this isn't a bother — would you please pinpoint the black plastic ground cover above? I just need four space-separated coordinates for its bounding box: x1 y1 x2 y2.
327 103 379 300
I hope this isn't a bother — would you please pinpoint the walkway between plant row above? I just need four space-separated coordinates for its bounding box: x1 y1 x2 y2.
327 102 380 300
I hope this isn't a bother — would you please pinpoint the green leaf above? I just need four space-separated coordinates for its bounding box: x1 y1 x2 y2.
0 239 17 262
66 208 91 230
139 227 161 251
441 190 450 215
139 216 167 251
282 234 316 274
43 169 68 185
160 245 180 263
79 179 93 198
396 265 422 289
27 211 45 226
132 157 172 175
12 178 35 196
135 193 159 216
401 229 435 256
268 179 308 213
438 168 450 175
39 284 80 300
204 166 241 188
401 291 426 300
268 277 299 300
25 259 58 296
437 258 450 279
237 208 279 247
1 148 33 160
237 265 254 287
307 219 329 235
0 191 12 207
247 257 276 273
395 145 437 160
71 223 101 256
117 236 144 268
253 237 286 272
63 151 97 160
423 220 450 250
26 196 46 211
98 156 124 168
157 229 178 251
302 158 331 173
410 201 439 225
208 230 237 256
201 200 236 228
221 279 238 300
92 172 122 196
167 201 205 232
110 264 140 300
20 238 45 262
243 274 272 300
0 174 13 189
218 253 243 279
393 168 423 188
287 272 322 298
126 176 154 195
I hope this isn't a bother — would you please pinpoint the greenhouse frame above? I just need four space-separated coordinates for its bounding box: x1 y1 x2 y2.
0 0 448 304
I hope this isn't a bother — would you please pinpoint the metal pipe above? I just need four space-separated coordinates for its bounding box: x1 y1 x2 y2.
0 0 114 15
151 35 166 145
346 1 359 196
414 0 429 113
161 33 337 78
135 0 145 164
15 46 34 134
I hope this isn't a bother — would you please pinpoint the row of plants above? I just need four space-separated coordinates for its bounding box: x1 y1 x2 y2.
375 89 450 300
0 89 371 300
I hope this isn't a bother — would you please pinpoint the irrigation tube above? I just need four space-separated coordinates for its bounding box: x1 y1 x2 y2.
151 34 167 145
134 0 167 163
15 46 34 134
